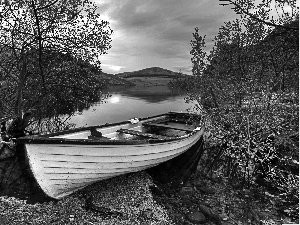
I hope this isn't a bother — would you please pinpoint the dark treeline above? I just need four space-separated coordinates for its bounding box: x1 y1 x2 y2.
172 2 298 220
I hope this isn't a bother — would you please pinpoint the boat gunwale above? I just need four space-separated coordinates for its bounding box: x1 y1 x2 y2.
15 131 201 145
16 112 203 145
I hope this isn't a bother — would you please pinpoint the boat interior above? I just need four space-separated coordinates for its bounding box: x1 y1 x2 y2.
52 112 201 141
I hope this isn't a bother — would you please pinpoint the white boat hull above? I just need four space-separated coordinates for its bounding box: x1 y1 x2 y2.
25 131 203 199
18 112 205 199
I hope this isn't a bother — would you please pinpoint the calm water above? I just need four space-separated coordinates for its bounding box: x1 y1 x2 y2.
70 85 192 127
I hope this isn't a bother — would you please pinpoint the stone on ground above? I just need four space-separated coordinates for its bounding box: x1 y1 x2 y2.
186 210 206 224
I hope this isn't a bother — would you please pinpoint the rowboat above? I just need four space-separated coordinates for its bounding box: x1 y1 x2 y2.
16 112 205 199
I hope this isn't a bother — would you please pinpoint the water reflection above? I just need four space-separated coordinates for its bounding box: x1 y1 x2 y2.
70 85 190 127
109 96 120 104
106 85 183 103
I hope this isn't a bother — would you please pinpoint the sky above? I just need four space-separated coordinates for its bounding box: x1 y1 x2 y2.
93 0 239 75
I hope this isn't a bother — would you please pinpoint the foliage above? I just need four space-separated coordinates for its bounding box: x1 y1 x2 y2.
0 0 112 120
25 50 109 115
223 0 298 30
181 2 299 220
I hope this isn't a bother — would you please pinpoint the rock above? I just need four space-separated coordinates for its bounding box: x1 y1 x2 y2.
194 180 215 194
182 198 194 208
186 211 206 224
221 222 234 225
168 197 181 206
179 186 194 195
164 203 173 211
164 185 177 196
193 180 204 186
181 206 190 214
196 186 216 194
149 184 164 196
198 204 222 225
141 209 153 219
184 181 194 187
0 143 16 160
171 213 186 224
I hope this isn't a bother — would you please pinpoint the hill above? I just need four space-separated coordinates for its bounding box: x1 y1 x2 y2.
100 72 135 86
101 67 185 87
115 67 183 78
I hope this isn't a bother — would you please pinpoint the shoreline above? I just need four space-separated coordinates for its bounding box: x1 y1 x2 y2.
0 170 296 225
0 172 173 224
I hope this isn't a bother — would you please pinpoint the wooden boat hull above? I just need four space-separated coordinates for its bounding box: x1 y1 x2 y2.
17 112 205 199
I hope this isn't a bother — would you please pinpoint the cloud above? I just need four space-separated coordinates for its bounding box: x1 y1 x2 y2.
108 65 125 72
94 0 238 73
101 63 126 73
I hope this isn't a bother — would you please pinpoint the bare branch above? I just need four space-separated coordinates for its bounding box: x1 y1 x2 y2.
31 0 46 88
227 0 299 30
36 0 60 11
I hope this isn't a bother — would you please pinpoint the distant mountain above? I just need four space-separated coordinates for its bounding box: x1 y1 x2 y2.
99 72 135 86
99 67 186 87
115 67 183 78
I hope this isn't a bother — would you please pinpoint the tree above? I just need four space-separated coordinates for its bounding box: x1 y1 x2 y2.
0 0 112 118
188 1 298 111
184 1 299 219
188 16 271 110
260 20 299 92
23 50 108 117
220 0 299 30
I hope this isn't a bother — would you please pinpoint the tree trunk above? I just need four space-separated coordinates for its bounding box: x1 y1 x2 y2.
15 56 27 117
209 86 219 108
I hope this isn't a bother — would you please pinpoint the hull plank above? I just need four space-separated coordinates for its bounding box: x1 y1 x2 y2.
36 145 194 163
41 152 182 170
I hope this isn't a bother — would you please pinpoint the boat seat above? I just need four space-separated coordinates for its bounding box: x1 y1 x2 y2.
88 136 109 140
90 127 103 137
88 127 110 140
117 129 172 140
142 122 193 132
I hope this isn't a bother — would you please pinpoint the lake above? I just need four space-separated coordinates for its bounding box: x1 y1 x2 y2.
70 85 192 127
